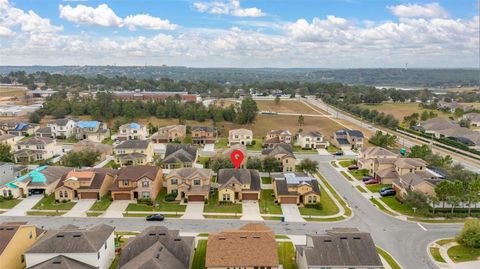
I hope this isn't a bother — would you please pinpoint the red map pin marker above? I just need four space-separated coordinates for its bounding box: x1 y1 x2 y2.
230 149 245 171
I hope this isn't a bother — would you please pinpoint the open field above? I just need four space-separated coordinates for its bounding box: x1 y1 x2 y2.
214 99 238 108
0 86 27 98
461 102 480 109
358 102 449 121
256 99 323 114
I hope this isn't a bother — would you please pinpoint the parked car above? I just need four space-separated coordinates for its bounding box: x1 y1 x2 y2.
333 151 344 156
379 189 396 197
362 176 373 182
364 179 379 185
347 165 359 170
146 214 165 221
379 186 393 192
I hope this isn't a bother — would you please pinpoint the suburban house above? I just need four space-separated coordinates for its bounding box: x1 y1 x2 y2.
416 117 480 149
34 126 52 138
217 168 261 201
297 131 329 149
228 128 253 146
261 143 296 172
219 144 247 168
117 226 194 269
0 163 27 192
462 113 480 128
110 166 162 200
150 125 186 143
54 168 117 201
75 121 110 142
206 223 279 269
3 122 38 136
0 134 21 150
25 224 115 269
113 140 154 167
117 122 148 141
47 119 76 138
333 129 364 150
296 228 383 269
13 137 59 163
191 126 217 145
392 171 444 198
0 222 45 269
0 166 72 198
72 139 113 162
165 167 213 202
437 100 473 113
271 172 321 205
162 144 197 169
263 129 292 148
358 146 399 174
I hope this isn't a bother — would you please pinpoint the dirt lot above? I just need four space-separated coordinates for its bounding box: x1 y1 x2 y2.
255 100 326 114
358 102 449 121
0 86 27 98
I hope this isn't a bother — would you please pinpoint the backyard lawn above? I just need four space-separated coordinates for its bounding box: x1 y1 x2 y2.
246 139 263 151
89 195 112 211
447 244 480 263
214 138 228 149
259 190 282 215
0 198 21 209
261 177 272 184
32 194 76 210
126 188 186 212
277 242 298 269
204 190 242 213
197 157 210 167
299 185 339 216
192 240 207 269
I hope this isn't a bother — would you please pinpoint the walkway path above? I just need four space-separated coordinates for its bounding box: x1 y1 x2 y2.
2 195 43 216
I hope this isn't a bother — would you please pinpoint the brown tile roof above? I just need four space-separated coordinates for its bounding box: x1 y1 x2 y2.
117 166 160 181
206 224 278 268
394 158 426 169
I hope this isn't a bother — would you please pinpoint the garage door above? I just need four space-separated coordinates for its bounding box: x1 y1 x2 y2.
113 193 131 200
242 193 258 200
280 197 297 204
188 195 204 202
80 192 98 199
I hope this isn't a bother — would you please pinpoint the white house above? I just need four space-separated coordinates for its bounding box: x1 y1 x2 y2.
297 131 329 149
25 224 115 269
228 128 253 146
47 119 77 138
117 122 148 141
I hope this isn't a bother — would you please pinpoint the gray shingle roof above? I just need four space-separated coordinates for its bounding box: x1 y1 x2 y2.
163 144 197 164
217 169 261 191
115 139 150 149
261 143 295 158
27 255 96 269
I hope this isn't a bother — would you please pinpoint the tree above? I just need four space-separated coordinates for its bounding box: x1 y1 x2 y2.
246 157 262 170
28 112 42 124
467 179 480 216
0 143 13 162
435 180 451 208
428 195 440 215
237 98 258 124
404 191 430 215
368 131 396 148
456 219 480 248
262 156 282 173
297 159 318 174
447 180 464 214
298 114 304 126
408 145 432 159
209 157 234 172
60 149 101 167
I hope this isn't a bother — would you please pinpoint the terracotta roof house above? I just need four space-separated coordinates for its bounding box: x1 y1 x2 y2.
117 226 194 269
165 167 213 202
54 168 117 201
110 166 162 200
113 139 154 167
13 137 59 163
261 143 296 172
272 172 320 205
358 146 399 174
72 139 112 162
74 121 110 143
206 224 279 269
263 129 292 148
217 168 261 202
0 222 45 269
0 166 72 198
150 125 186 143
296 228 383 269
392 171 443 198
333 129 364 150
191 126 217 145
228 128 253 146
25 224 115 269
297 130 329 149
162 144 197 169
117 122 148 141
218 144 247 168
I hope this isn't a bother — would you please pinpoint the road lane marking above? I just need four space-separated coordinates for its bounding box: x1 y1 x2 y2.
417 223 427 231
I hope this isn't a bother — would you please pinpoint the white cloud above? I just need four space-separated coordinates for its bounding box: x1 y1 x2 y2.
388 3 449 18
193 0 265 17
0 25 13 36
58 3 177 30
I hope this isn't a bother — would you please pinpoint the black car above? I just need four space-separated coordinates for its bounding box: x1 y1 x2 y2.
362 176 373 182
379 186 393 193
379 189 396 197
333 151 344 156
146 214 165 221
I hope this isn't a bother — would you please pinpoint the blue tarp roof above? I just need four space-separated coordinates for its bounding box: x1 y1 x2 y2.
77 121 100 128
129 123 141 129
6 182 17 189
15 165 48 183
14 123 28 131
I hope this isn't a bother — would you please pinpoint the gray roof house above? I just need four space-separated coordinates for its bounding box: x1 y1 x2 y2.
217 168 261 201
162 144 197 169
27 255 96 269
118 226 194 269
296 228 383 269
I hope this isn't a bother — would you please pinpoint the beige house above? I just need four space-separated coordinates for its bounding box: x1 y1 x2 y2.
191 126 217 145
13 137 59 163
358 146 399 174
113 140 154 167
117 122 148 141
272 172 320 205
0 134 20 150
165 167 213 202
206 224 279 269
75 120 111 142
54 168 116 201
261 143 296 172
72 139 113 162
392 171 443 198
110 166 163 200
297 131 328 149
217 169 261 202
228 128 253 146
0 222 45 269
151 125 186 143
263 129 292 148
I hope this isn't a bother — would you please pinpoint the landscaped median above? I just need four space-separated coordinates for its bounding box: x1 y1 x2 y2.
376 246 402 269
429 233 480 268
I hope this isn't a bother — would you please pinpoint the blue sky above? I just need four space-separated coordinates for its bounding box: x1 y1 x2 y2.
0 0 479 67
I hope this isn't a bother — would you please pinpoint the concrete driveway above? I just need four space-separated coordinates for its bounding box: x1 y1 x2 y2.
102 200 130 218
203 144 214 152
343 149 357 156
317 148 331 155
281 204 305 222
63 199 96 217
3 195 43 216
181 202 204 219
240 201 263 221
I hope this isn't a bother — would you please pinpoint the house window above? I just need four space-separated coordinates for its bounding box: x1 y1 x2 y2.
308 196 313 203
193 179 201 186
97 252 100 260
142 181 149 188
142 192 150 198
171 179 178 185
64 191 68 198
123 180 129 186
29 231 32 239
59 191 63 198
222 194 230 201
21 254 24 263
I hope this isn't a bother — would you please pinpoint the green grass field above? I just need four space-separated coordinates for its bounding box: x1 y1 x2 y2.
366 184 392 193
447 244 480 263
204 190 242 213
0 199 21 209
277 242 298 269
89 195 112 211
430 247 446 263
260 190 283 215
380 196 414 215
192 240 207 269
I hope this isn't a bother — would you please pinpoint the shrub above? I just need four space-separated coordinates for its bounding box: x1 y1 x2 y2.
305 203 323 210
137 198 153 206
219 201 233 206
183 197 188 203
164 193 176 202
204 198 209 205
457 219 480 248
251 140 256 146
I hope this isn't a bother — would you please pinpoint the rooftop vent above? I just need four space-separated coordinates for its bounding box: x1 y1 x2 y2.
73 234 81 238
52 261 62 264
353 237 361 240
149 233 156 236
240 236 247 239
56 235 64 238
174 238 182 241
6 228 14 231
340 237 348 240
159 233 166 236
324 239 332 242
219 237 226 240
